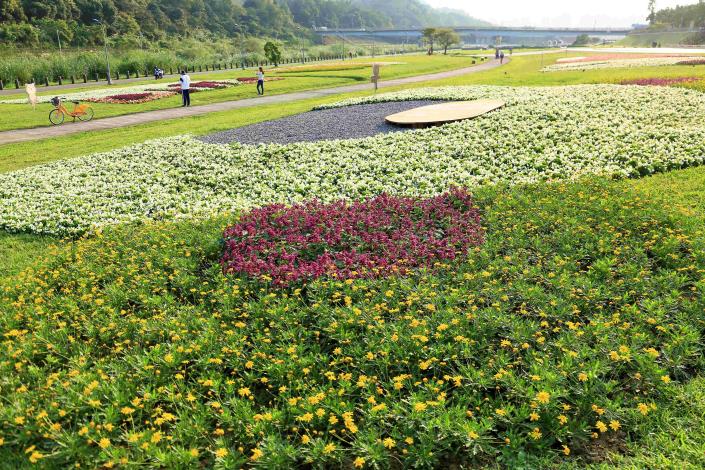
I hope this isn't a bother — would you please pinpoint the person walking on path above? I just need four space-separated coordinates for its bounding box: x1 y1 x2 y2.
180 70 191 107
256 67 265 96
499 51 505 64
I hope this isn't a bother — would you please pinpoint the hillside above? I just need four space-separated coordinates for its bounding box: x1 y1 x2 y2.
635 1 705 45
0 0 489 48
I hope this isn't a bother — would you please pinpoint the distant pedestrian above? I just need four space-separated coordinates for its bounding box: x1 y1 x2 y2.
500 51 505 64
495 48 500 59
256 67 265 95
180 70 191 107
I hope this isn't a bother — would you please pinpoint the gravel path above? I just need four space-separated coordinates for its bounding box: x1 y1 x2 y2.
199 100 443 145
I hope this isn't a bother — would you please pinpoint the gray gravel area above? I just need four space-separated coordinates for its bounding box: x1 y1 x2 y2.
198 100 443 145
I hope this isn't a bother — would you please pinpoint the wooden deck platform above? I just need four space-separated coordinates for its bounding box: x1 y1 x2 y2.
385 100 505 128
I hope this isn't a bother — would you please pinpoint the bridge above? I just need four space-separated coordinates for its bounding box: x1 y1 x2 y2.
314 26 632 47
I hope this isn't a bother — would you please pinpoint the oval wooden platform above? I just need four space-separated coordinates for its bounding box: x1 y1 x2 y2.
385 100 505 128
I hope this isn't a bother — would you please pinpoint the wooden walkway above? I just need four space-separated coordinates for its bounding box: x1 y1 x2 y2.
0 59 506 146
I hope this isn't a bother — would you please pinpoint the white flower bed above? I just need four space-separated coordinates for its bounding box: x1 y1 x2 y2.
0 80 240 104
541 56 699 72
2 84 705 236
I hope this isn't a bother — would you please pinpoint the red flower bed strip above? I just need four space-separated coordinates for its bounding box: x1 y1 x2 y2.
236 77 284 83
221 189 484 286
620 77 700 86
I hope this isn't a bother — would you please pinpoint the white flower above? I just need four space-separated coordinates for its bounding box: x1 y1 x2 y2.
2 84 704 236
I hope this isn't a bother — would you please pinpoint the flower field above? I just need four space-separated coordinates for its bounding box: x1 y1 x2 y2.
0 80 240 105
1 179 703 468
3 85 705 236
542 56 700 72
619 77 700 87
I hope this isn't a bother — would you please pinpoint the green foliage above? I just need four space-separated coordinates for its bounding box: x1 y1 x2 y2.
264 41 283 67
0 180 703 467
435 28 461 54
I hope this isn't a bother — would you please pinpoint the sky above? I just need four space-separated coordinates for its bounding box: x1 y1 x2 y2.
425 0 696 27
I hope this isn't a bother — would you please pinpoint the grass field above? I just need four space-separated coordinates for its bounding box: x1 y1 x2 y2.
2 50 705 468
0 54 484 132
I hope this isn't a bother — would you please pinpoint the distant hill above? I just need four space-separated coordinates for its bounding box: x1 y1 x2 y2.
0 0 490 47
354 0 491 28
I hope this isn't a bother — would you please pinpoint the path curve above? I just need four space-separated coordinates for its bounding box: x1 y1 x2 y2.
0 59 507 146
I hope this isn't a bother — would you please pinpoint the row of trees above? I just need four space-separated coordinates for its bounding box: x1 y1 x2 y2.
421 28 461 55
0 0 487 48
649 0 705 29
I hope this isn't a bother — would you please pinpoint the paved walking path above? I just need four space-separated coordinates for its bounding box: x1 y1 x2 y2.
0 59 506 146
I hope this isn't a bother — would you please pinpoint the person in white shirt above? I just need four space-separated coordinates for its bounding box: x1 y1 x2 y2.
180 70 191 107
257 67 265 96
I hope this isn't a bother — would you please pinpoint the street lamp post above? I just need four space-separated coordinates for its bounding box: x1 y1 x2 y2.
93 19 112 85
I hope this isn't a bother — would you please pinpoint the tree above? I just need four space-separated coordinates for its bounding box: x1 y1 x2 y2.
647 0 656 24
264 41 282 66
422 27 437 55
435 28 460 54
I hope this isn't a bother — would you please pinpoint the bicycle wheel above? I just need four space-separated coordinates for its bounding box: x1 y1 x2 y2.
49 109 65 125
78 107 94 122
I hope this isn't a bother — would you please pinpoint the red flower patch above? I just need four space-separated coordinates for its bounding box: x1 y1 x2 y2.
236 77 284 83
620 77 700 87
221 190 484 286
87 91 177 104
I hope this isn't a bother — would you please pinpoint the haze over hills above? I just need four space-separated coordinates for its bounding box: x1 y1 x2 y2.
425 0 693 28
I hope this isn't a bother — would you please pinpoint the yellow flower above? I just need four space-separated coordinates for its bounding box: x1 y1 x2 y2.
414 403 427 412
353 457 366 468
215 448 229 459
661 375 671 384
609 420 621 431
0 437 4 446
301 435 310 444
99 438 111 449
562 445 570 456
529 412 540 421
250 448 262 461
530 427 542 440
323 443 336 454
238 387 251 397
637 403 650 415
558 415 568 425
383 438 395 449
151 432 162 444
596 421 608 433
578 372 588 382
468 431 479 439
535 391 550 405
189 448 199 457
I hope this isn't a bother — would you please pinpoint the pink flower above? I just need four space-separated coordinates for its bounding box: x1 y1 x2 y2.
221 190 485 286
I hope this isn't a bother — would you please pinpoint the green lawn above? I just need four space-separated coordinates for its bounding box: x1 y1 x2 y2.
0 54 483 133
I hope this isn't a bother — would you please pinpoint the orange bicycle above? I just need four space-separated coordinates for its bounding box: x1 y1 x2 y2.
49 97 94 125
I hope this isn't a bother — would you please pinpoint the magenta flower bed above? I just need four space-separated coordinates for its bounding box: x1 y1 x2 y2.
221 190 484 286
105 92 153 100
620 77 700 86
168 81 231 90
